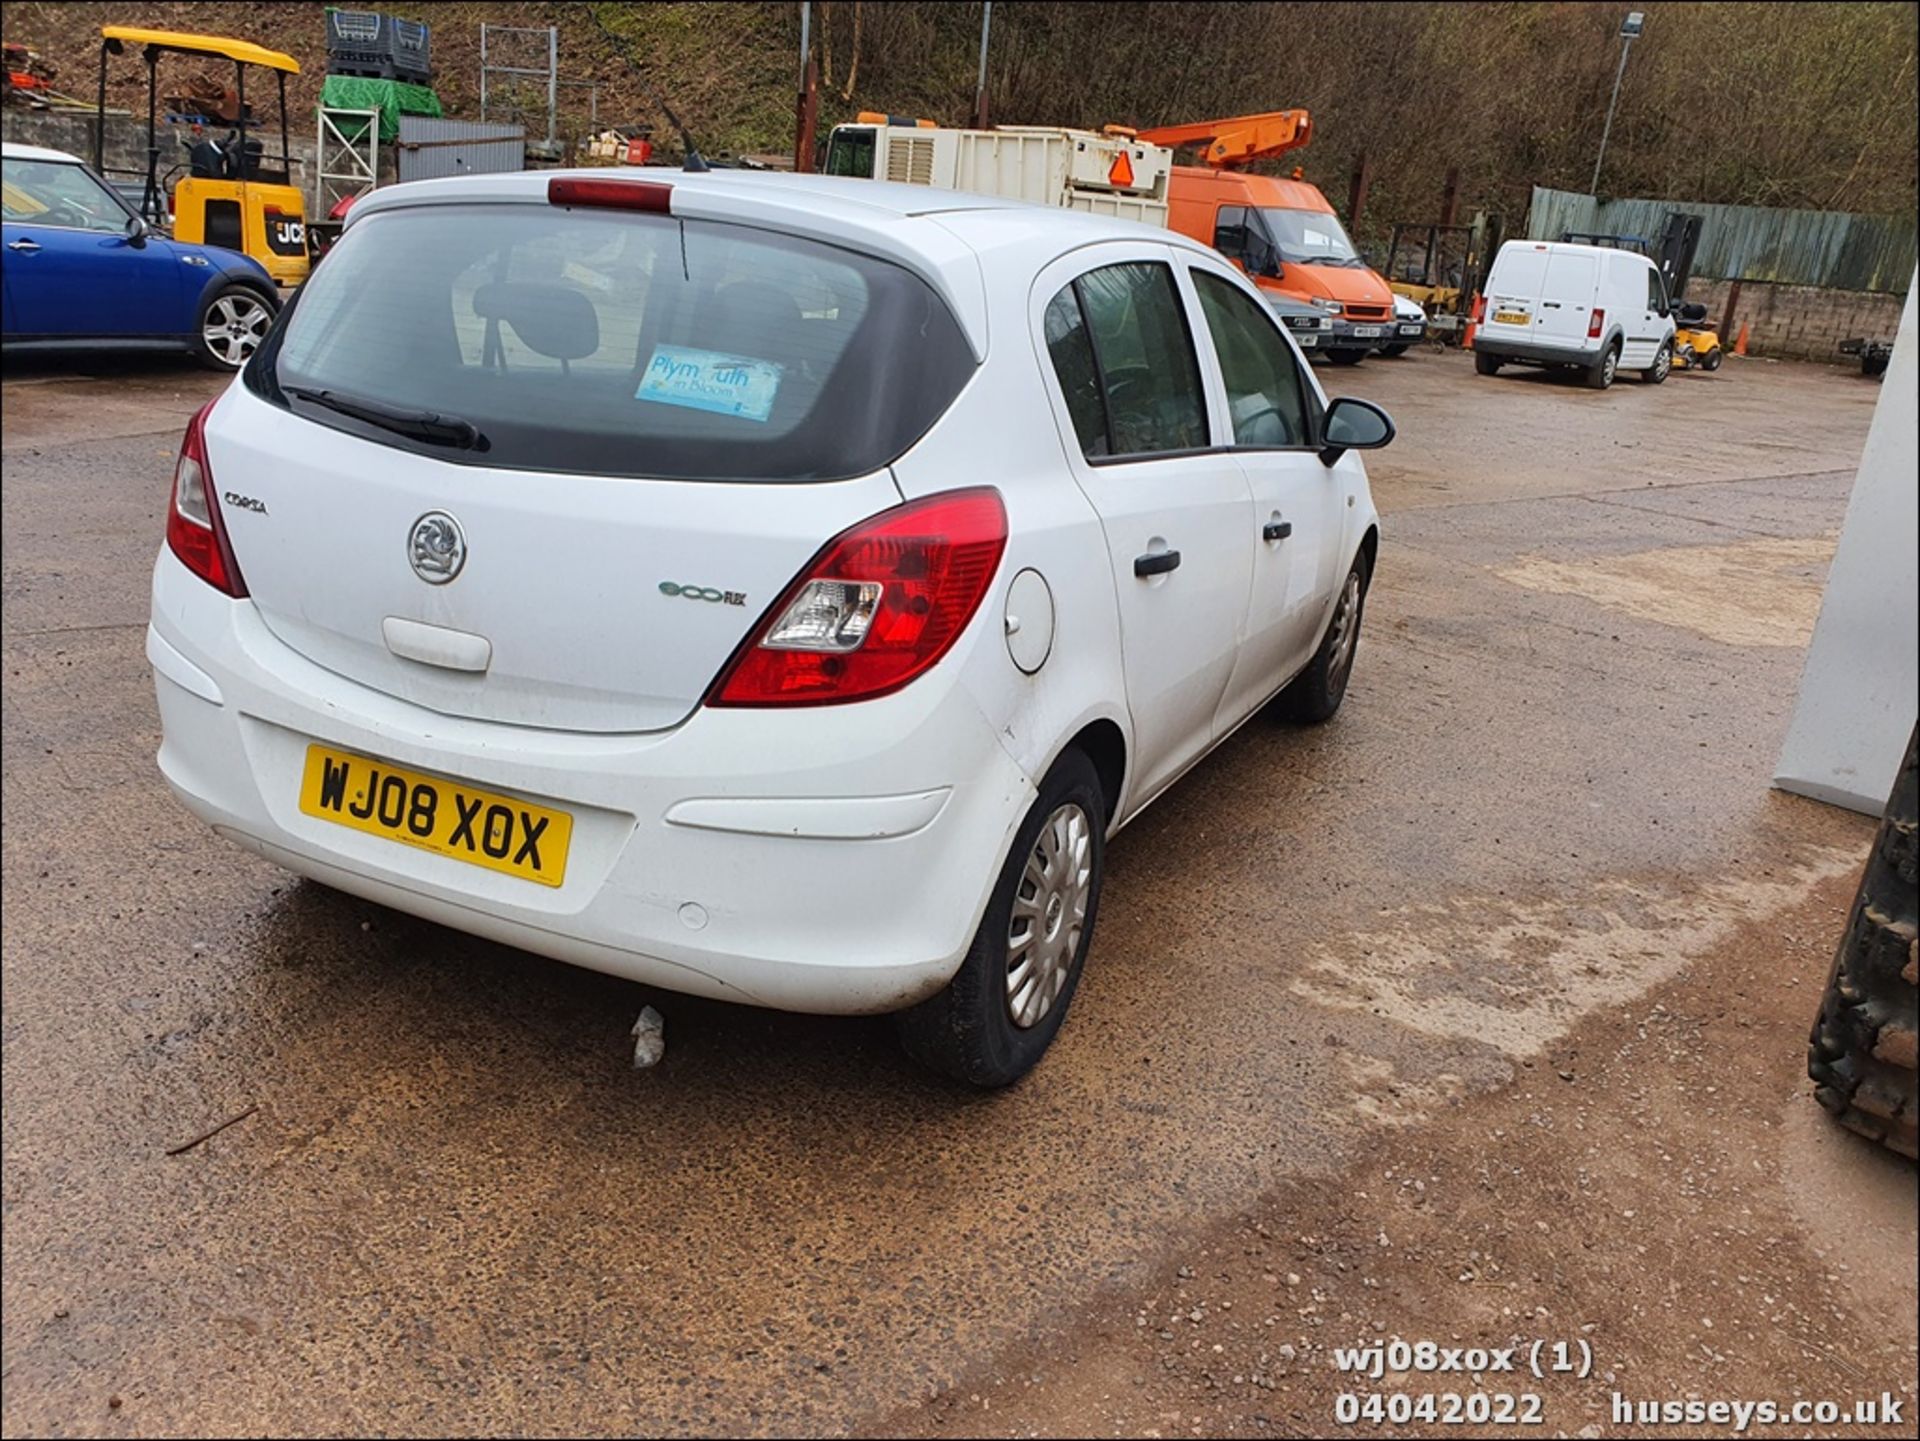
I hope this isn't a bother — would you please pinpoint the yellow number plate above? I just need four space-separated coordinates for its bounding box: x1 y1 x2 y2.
1493 309 1530 325
298 745 573 887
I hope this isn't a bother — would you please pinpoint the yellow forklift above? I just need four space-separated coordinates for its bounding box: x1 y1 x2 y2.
92 26 308 287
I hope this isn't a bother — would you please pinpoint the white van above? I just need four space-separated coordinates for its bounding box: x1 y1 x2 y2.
1472 240 1676 389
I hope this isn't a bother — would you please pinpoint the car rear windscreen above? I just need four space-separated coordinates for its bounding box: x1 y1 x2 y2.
249 202 977 482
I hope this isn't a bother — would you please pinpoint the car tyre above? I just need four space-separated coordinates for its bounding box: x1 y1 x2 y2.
1641 340 1672 384
1379 344 1410 358
1583 340 1621 390
1275 549 1371 724
194 283 275 372
896 748 1106 1088
1325 349 1367 366
1474 350 1502 376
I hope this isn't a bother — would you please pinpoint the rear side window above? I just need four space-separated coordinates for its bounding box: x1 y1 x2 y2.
1646 266 1666 312
1044 261 1207 460
1191 272 1311 447
1043 288 1109 457
252 202 976 482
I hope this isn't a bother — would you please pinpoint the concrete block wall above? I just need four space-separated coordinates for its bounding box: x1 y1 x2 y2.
1687 277 1906 363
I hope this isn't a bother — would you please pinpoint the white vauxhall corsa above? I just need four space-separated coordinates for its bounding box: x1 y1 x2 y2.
148 169 1391 1085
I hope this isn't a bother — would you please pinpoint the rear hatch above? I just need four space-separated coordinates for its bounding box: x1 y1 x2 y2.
215 193 977 734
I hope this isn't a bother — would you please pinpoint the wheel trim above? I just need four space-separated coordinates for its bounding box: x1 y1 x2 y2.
1006 802 1093 1030
203 294 269 367
1602 349 1617 384
1327 570 1363 679
1654 344 1671 379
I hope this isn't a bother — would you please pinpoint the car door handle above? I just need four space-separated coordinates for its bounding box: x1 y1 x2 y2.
1134 549 1182 578
1262 520 1293 542
7 239 41 253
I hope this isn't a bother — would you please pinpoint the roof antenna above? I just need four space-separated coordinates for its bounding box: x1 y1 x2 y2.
579 3 709 172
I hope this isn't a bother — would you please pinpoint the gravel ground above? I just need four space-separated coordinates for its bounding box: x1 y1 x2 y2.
3 344 1911 1437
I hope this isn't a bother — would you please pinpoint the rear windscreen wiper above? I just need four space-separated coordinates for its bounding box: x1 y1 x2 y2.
284 385 488 451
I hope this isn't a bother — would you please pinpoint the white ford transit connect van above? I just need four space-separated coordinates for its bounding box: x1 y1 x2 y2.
1472 240 1676 389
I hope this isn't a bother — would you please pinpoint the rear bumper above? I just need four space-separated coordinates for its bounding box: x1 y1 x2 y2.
1470 333 1601 365
149 550 1036 1015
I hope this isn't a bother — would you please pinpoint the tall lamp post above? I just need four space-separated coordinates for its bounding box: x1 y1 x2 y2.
1590 10 1644 196
970 2 993 129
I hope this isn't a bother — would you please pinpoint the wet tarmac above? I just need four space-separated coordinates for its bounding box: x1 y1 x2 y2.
3 346 1910 1435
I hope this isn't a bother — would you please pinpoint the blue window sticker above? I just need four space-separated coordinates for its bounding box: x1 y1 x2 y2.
636 345 784 423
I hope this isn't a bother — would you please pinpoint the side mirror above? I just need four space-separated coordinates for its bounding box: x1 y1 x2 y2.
1319 396 1394 466
123 214 149 249
1260 251 1284 281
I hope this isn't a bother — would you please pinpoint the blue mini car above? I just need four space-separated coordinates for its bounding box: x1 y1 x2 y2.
2 142 279 370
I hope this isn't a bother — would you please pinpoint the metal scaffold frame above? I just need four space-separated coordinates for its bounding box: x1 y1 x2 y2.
315 106 381 214
480 23 557 153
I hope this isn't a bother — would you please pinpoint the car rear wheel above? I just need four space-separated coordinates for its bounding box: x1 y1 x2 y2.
1275 549 1370 724
896 748 1106 1088
1474 350 1502 376
195 285 274 371
1584 340 1621 390
1641 340 1672 384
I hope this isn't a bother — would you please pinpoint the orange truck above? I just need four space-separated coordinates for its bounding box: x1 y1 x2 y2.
1138 111 1403 365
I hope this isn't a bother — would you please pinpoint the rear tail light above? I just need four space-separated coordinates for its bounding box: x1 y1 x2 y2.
1588 307 1606 339
709 488 1007 707
165 401 248 597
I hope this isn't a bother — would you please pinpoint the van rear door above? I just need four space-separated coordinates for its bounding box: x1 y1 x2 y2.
1481 243 1550 343
1534 248 1601 346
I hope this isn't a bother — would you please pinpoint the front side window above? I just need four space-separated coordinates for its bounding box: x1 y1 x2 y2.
253 202 976 482
1213 205 1251 267
1192 272 1311 447
1064 261 1208 458
1 158 131 233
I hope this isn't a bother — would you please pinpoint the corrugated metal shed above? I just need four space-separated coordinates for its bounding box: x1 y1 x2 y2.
396 116 526 183
1528 187 1915 294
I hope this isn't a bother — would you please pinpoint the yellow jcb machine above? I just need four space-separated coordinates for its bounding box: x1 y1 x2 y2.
92 27 308 287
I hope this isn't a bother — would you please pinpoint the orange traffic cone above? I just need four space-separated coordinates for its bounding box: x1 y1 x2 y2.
1734 323 1750 356
1462 292 1481 350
